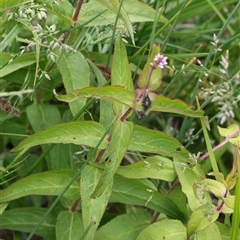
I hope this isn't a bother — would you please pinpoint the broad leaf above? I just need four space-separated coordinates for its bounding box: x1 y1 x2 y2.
56 51 90 116
136 219 187 240
26 103 61 132
37 0 74 25
0 0 31 11
11 121 108 152
137 44 162 90
148 95 204 118
92 120 133 197
79 0 168 26
0 53 43 77
193 223 221 240
80 164 112 240
112 37 134 116
0 170 79 202
56 211 83 240
111 174 187 221
94 0 135 44
174 161 212 211
117 155 176 182
187 205 219 237
54 86 134 108
128 125 189 160
0 207 56 239
95 209 151 240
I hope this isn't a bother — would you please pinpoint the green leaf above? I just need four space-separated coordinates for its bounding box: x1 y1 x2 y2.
92 121 133 198
95 209 151 240
79 0 167 26
56 211 83 240
174 161 212 211
94 0 135 45
216 222 240 240
56 51 90 116
0 0 30 11
137 44 162 90
111 174 187 221
0 23 21 52
54 86 134 108
217 124 239 137
112 37 134 116
193 223 221 240
11 121 108 152
0 53 43 77
187 204 219 237
80 164 112 240
0 169 80 202
117 155 176 182
26 103 61 132
148 95 204 118
136 219 187 240
128 125 189 160
0 207 56 239
36 0 74 25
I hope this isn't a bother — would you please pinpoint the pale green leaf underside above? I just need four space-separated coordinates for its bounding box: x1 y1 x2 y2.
136 219 187 240
148 95 204 118
54 86 134 108
117 155 176 182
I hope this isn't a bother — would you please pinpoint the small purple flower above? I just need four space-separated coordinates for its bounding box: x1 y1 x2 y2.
150 54 168 69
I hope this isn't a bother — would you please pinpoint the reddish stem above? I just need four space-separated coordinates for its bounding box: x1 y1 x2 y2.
62 0 84 43
71 199 80 212
200 129 240 161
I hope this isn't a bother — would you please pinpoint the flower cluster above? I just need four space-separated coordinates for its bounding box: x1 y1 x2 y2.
150 54 168 69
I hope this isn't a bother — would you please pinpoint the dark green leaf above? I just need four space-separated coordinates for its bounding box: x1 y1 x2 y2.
0 169 79 202
92 121 133 197
56 211 83 240
0 207 56 239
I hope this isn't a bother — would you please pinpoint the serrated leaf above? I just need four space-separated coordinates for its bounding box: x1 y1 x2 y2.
95 209 151 240
11 121 108 152
112 37 134 116
0 207 56 239
56 51 90 116
137 45 162 90
92 121 133 198
136 219 187 240
128 125 189 160
54 86 134 107
0 170 79 202
56 211 83 240
148 95 204 118
117 155 176 182
81 164 112 240
187 204 219 237
111 174 187 221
